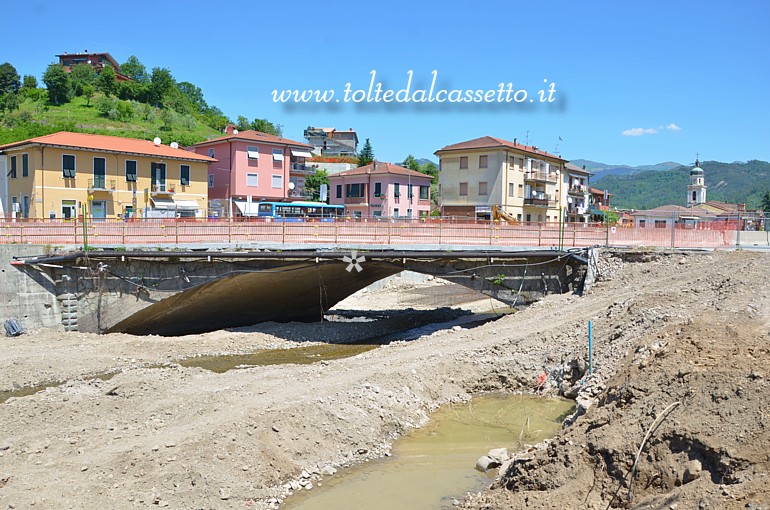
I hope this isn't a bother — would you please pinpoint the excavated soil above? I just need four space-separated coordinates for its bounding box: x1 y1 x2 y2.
1 250 769 509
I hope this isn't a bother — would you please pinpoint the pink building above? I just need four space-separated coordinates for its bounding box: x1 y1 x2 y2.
328 162 432 218
187 129 314 217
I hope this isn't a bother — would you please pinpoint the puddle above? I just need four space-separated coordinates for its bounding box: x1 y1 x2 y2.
178 344 379 373
284 394 575 510
1 371 117 404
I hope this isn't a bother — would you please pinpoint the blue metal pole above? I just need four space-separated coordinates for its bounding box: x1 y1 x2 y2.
588 320 593 375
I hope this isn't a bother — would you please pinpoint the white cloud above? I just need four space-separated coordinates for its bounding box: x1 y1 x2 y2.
666 123 682 131
622 127 658 136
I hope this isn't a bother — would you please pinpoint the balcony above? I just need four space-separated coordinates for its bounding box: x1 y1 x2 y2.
88 178 116 192
344 196 367 205
151 183 176 195
290 163 314 175
524 171 558 184
524 192 552 207
568 184 588 195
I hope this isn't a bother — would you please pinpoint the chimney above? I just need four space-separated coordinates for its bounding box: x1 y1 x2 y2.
739 203 746 212
513 138 517 146
582 165 586 170
225 125 236 135
349 128 353 131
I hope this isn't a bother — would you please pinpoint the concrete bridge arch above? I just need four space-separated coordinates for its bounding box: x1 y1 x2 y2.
12 249 588 336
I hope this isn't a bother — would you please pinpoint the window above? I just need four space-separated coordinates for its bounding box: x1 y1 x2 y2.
62 200 76 219
654 220 666 228
517 214 522 221
272 174 283 189
247 146 259 160
408 184 413 199
336 184 342 199
9 155 16 178
479 155 488 168
21 154 28 177
478 181 488 195
459 156 468 169
509 156 516 170
639 220 646 228
208 148 215 158
93 157 106 188
508 183 514 197
518 158 525 171
459 182 468 196
419 186 429 200
345 183 366 197
394 208 400 217
208 174 214 188
518 184 523 197
62 154 76 178
246 174 258 187
353 211 362 218
373 211 382 218
180 165 190 186
692 191 696 201
526 214 531 222
393 183 401 197
272 148 284 161
125 160 137 182
374 182 382 197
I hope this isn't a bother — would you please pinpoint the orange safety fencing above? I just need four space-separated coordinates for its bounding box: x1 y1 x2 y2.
0 218 735 249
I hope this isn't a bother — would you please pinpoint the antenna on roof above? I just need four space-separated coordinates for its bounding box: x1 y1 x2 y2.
233 129 239 135
153 137 161 146
525 130 529 146
170 142 179 149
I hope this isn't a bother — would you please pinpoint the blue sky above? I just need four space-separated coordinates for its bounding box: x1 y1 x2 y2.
2 0 769 166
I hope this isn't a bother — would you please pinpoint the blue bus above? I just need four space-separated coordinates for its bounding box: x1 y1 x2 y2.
256 201 345 221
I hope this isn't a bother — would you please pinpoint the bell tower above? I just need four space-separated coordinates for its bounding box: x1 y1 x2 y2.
687 155 706 206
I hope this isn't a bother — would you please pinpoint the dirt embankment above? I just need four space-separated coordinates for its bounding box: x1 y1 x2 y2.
0 250 768 509
465 250 770 510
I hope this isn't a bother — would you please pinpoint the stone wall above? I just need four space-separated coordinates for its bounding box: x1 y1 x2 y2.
0 245 62 332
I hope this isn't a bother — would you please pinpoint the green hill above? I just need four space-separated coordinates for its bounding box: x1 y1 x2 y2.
0 95 221 146
592 160 770 210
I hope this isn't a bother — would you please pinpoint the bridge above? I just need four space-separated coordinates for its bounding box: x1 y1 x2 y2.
9 248 590 335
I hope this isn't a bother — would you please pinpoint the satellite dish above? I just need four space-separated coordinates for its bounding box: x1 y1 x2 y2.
170 142 179 149
233 129 239 135
153 137 161 146
288 182 296 190
567 196 573 204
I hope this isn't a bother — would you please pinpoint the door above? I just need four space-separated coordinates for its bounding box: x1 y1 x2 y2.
151 162 167 191
62 200 76 220
92 200 107 220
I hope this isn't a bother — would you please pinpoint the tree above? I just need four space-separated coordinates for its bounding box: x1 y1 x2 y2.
304 169 330 201
251 118 282 136
358 138 374 166
82 84 95 106
148 67 175 107
0 92 20 113
402 154 420 171
235 115 251 132
177 81 207 114
120 55 148 83
96 66 118 97
22 75 38 90
762 192 770 213
42 64 72 105
0 62 21 95
70 63 96 96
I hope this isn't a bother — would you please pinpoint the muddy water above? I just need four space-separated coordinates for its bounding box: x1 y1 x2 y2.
285 394 574 510
177 344 378 372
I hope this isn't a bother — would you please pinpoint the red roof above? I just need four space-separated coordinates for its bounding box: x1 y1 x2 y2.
589 187 613 196
0 131 216 162
435 136 565 161
190 130 312 150
331 162 432 180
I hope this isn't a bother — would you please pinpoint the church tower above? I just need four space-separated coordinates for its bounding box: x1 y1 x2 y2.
687 157 706 206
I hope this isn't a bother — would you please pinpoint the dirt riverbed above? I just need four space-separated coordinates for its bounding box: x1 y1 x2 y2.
1 250 769 509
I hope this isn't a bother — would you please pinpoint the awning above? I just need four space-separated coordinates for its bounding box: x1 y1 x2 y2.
150 197 176 210
173 200 200 210
272 152 284 162
291 149 313 158
247 150 259 159
233 200 260 216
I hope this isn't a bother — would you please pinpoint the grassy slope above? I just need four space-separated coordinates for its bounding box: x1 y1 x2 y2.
0 95 221 146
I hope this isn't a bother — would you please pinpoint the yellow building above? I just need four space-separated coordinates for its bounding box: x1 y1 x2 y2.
0 131 214 220
435 136 566 223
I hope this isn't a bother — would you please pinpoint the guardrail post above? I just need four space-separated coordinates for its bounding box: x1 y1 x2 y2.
175 218 179 246
19 220 23 244
122 219 126 246
605 221 610 246
438 220 442 245
228 216 232 244
537 222 542 246
282 219 286 245
388 221 392 245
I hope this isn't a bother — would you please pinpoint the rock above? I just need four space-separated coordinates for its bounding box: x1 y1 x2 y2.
488 448 510 464
475 455 501 472
219 487 231 500
290 480 301 491
301 470 311 479
683 459 702 483
321 465 337 476
272 425 280 432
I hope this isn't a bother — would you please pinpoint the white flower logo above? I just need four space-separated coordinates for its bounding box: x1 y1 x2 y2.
342 251 366 272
